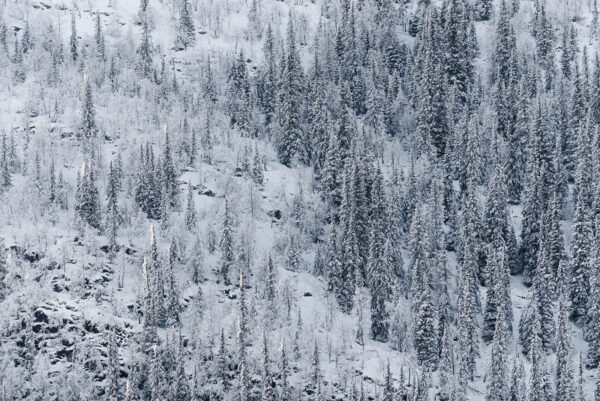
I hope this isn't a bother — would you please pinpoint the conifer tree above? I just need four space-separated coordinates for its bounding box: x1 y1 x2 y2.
382 361 394 401
260 331 276 401
94 12 105 61
184 182 197 232
176 0 195 49
150 345 166 401
79 75 97 141
532 238 555 351
483 242 512 342
277 15 304 166
570 186 592 321
586 215 600 368
106 330 121 401
416 8 448 157
556 290 575 401
261 25 278 127
106 161 119 256
149 226 167 328
173 338 190 401
508 357 524 401
161 126 178 206
439 322 455 400
12 35 25 83
70 13 78 62
477 0 493 21
219 200 234 286
413 250 438 368
279 340 291 401
368 221 391 342
526 305 552 401
76 162 101 229
136 16 153 78
1 134 11 190
166 244 180 328
486 306 508 401
457 185 480 389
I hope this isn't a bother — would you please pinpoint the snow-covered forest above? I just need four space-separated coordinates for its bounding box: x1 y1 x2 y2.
0 0 599 399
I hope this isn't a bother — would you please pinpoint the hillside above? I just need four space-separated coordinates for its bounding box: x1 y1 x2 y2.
0 0 598 400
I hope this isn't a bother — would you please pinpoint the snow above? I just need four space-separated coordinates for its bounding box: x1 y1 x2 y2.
0 0 597 399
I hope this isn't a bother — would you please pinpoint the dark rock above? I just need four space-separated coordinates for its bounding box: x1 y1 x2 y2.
83 320 99 334
267 210 282 220
303 291 312 297
34 309 49 324
23 252 41 263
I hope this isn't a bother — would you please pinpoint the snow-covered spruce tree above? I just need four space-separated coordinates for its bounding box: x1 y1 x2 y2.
226 51 250 131
476 0 493 21
590 53 600 127
408 205 428 292
260 331 276 401
135 144 162 219
260 24 278 129
415 7 448 157
79 75 98 141
526 309 552 401
486 306 508 401
570 181 592 322
520 105 551 286
277 15 304 166
412 240 438 368
382 360 394 401
439 321 456 400
136 15 153 79
309 50 333 175
586 215 600 368
166 243 180 328
94 11 105 61
161 125 178 207
508 357 525 401
279 340 291 401
149 345 167 401
106 330 121 401
534 2 554 71
443 0 475 103
70 13 78 62
184 181 197 232
175 0 195 50
76 162 101 229
567 66 586 180
556 290 575 401
459 180 484 288
484 145 517 284
1 134 11 190
494 0 516 87
457 184 480 389
149 226 167 328
106 160 119 256
219 200 235 286
533 234 555 351
0 238 8 303
173 337 190 401
368 219 392 342
483 241 512 342
506 79 528 205
545 192 564 278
